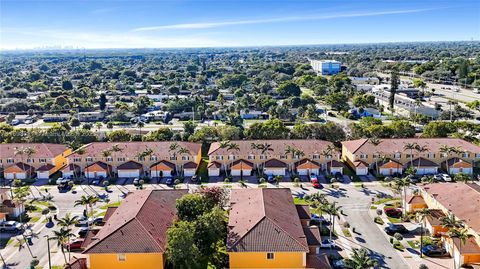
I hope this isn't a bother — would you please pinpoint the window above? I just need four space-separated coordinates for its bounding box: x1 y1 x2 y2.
137 157 145 161
7 158 14 164
463 153 470 158
248 155 255 160
428 153 435 159
86 157 93 162
26 158 33 163
441 153 447 158
260 155 266 160
39 158 46 163
73 158 81 162
215 155 223 160
170 156 177 161
150 156 157 161
312 154 320 160
118 254 126 262
266 253 274 260
228 155 235 160
106 157 113 162
326 155 332 159
360 154 367 159
405 154 410 159
182 156 189 161
280 155 287 159
476 153 480 158
117 157 125 162
394 153 401 159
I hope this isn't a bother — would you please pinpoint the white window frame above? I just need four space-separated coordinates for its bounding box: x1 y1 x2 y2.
118 253 126 262
7 158 14 164
312 154 320 160
266 252 274 260
182 156 189 161
248 155 255 160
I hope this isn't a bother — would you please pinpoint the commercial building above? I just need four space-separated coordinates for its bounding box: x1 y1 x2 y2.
310 60 341 75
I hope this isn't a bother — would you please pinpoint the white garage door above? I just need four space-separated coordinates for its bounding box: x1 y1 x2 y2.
264 168 286 176
118 170 140 178
208 168 220 177
184 169 196 177
4 173 15 180
37 171 50 179
452 168 472 175
231 169 251 176
356 168 368 176
330 167 343 175
298 168 319 176
416 168 437 175
85 171 107 178
62 171 74 179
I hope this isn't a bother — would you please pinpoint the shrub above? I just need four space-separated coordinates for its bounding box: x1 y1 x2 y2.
419 264 429 269
41 208 50 215
374 217 384 225
224 178 231 183
376 209 383 216
394 233 404 241
343 222 350 228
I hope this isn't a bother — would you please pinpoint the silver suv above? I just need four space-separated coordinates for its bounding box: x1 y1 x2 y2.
0 221 23 232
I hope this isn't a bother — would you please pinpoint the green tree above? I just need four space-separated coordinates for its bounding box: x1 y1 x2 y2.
99 93 107 111
344 248 378 269
165 221 201 267
107 130 131 142
276 81 301 97
143 127 174 141
389 68 399 109
325 92 349 111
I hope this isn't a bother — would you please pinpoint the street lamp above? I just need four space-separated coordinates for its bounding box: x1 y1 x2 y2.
44 235 52 269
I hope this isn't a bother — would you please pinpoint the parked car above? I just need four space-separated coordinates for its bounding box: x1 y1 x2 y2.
384 208 402 218
320 239 336 248
165 178 173 185
0 221 23 232
57 178 73 190
384 224 408 235
311 179 323 189
310 174 318 181
78 227 89 238
76 217 94 227
10 119 20 126
441 174 452 182
65 239 84 251
433 174 443 182
421 245 449 257
408 175 419 183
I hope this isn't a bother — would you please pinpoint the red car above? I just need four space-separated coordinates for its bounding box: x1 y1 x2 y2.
311 179 323 189
65 240 84 251
384 208 402 218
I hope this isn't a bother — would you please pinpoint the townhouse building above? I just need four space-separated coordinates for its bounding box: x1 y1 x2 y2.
65 142 202 179
0 143 70 180
0 187 25 218
341 138 480 176
82 189 188 269
207 140 343 178
407 183 480 268
228 188 331 269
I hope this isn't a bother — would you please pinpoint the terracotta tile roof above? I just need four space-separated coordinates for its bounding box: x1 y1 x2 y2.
228 188 309 252
103 207 118 223
0 143 68 159
83 189 187 254
296 159 320 169
264 158 287 168
296 205 311 220
326 160 344 168
407 195 426 205
303 227 321 246
85 161 112 171
423 183 480 233
183 161 197 169
230 159 253 170
208 139 338 156
442 158 472 168
69 142 201 160
150 160 175 171
117 161 143 170
426 209 446 226
306 254 332 269
404 157 438 168
7 162 35 172
62 164 80 172
207 161 221 168
342 138 480 155
378 159 402 169
453 236 480 254
36 164 55 172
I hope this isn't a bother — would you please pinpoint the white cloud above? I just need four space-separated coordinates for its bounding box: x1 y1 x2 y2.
131 8 436 32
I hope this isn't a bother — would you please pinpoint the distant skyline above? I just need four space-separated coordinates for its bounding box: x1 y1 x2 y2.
1 0 479 50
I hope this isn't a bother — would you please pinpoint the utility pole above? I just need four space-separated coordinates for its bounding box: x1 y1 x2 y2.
45 235 52 269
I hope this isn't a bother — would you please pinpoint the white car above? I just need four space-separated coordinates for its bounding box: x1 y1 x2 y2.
320 239 336 248
0 221 23 232
441 174 452 182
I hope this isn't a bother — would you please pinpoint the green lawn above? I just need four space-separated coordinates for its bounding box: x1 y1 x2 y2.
28 216 40 223
407 240 420 249
373 198 400 205
387 216 402 223
100 201 122 210
342 228 352 237
293 197 308 205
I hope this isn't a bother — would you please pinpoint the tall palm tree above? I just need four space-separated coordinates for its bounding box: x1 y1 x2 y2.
226 142 240 176
403 142 418 168
440 214 462 231
137 148 153 177
218 141 231 176
168 142 179 174
393 177 410 215
369 138 382 175
136 121 145 136
324 202 342 242
52 228 75 265
74 195 99 219
14 147 27 180
101 149 112 179
251 142 273 176
416 208 431 257
57 213 79 229
448 227 470 269
23 147 36 180
415 144 429 173
344 248 378 269
440 145 457 174
177 147 190 177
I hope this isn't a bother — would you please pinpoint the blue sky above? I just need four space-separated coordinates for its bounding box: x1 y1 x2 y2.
1 0 479 50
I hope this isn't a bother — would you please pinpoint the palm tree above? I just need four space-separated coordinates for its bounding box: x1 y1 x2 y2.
440 145 458 174
416 208 431 258
101 150 112 179
251 142 273 176
369 138 382 175
74 195 99 219
15 237 35 258
168 142 179 174
325 202 342 242
52 228 75 265
14 147 27 180
448 227 470 269
403 142 418 168
57 213 79 229
137 148 153 177
415 144 429 173
226 142 240 177
136 121 145 136
23 147 36 180
393 177 410 215
440 214 462 231
344 248 378 269
218 141 231 176
177 147 190 177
